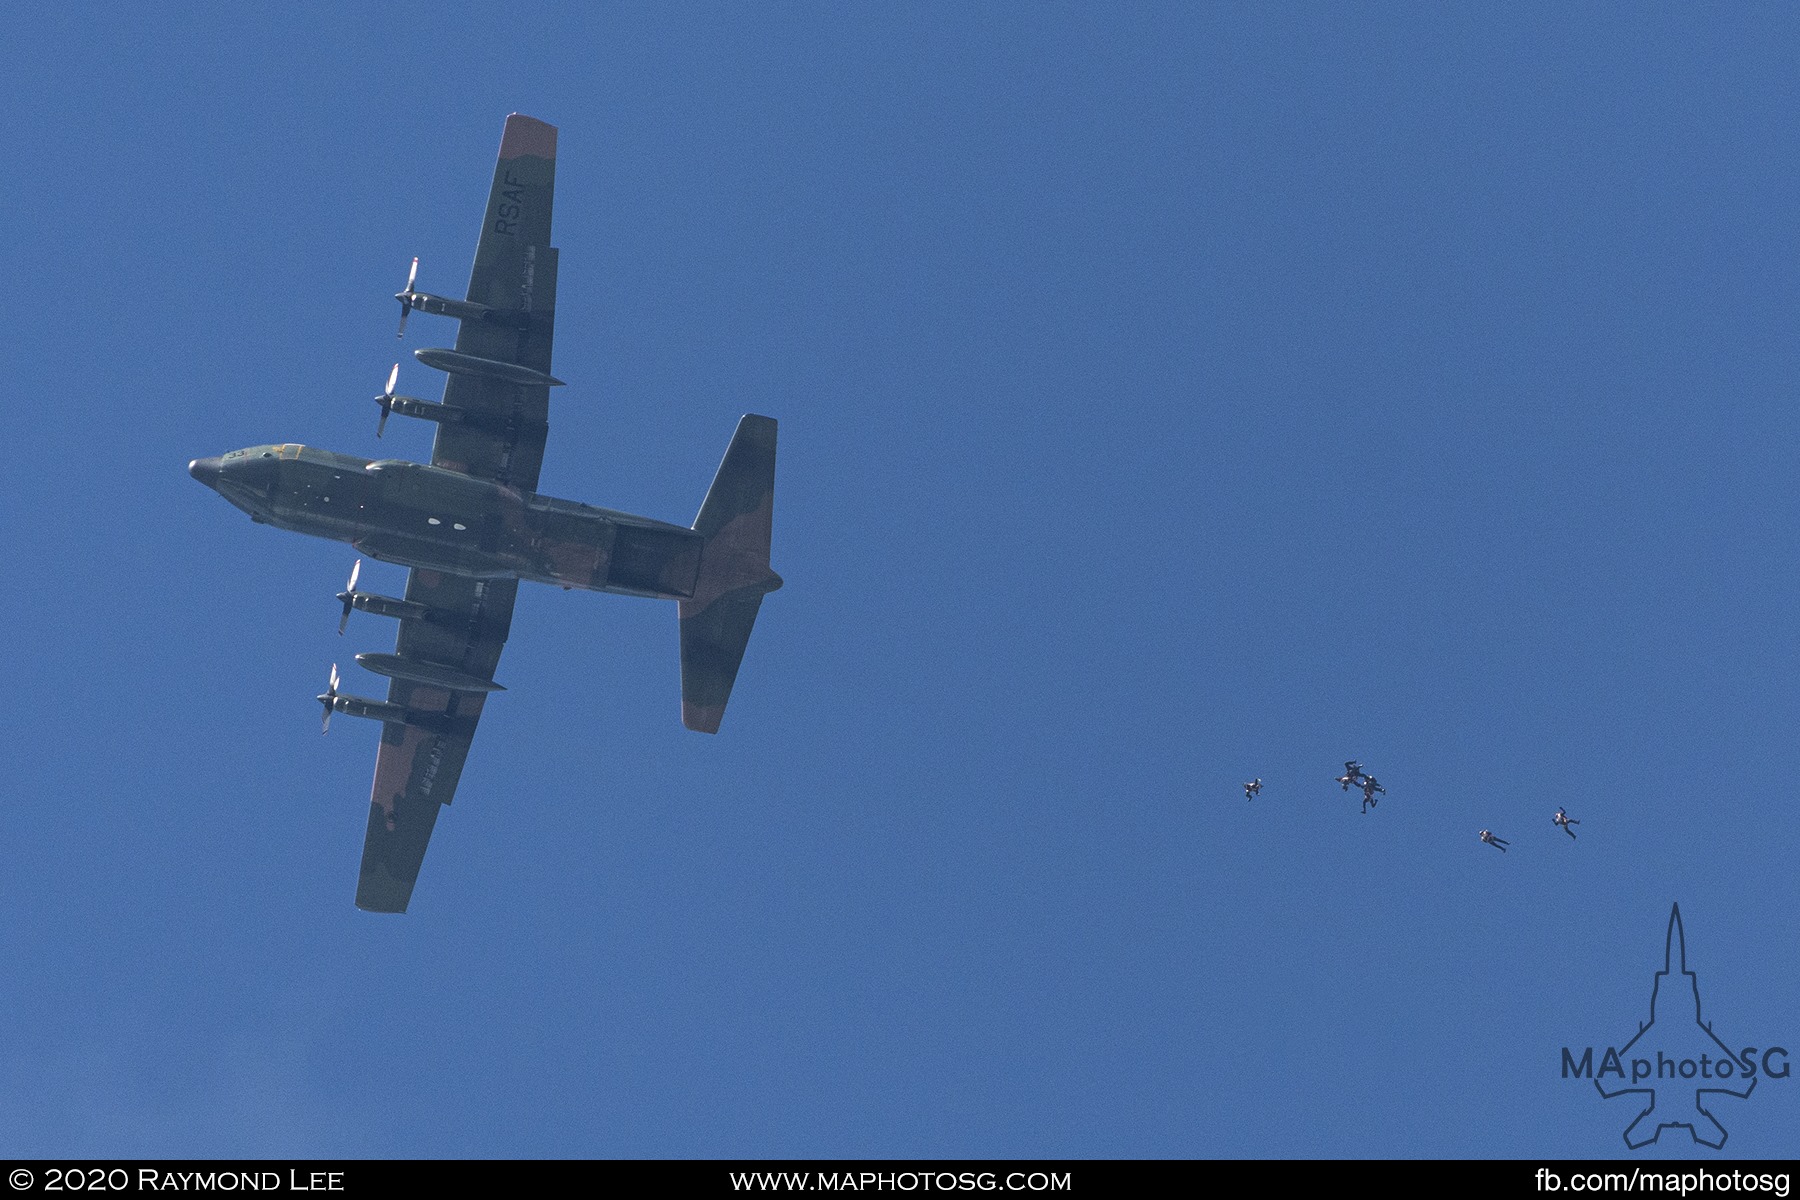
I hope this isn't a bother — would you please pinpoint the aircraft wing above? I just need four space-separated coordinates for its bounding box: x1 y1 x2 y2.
356 114 555 912
355 569 519 912
429 113 558 493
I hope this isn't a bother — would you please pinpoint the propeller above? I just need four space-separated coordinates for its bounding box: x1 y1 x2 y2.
335 559 363 634
373 363 400 437
318 663 342 733
396 257 420 338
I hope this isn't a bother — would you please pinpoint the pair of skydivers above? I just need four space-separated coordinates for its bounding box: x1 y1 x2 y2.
1336 761 1385 813
1480 808 1579 852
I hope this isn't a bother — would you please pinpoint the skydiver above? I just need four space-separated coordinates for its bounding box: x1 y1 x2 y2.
1360 776 1384 813
1337 761 1366 791
1553 807 1579 839
1479 829 1509 852
1244 778 1263 802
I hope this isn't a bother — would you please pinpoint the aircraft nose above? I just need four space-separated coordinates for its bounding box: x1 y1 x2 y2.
188 457 222 487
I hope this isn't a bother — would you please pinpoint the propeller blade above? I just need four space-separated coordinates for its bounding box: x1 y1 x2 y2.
375 364 398 436
396 259 419 339
337 560 362 634
320 663 341 733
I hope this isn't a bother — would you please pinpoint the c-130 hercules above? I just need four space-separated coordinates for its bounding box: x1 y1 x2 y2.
189 115 782 913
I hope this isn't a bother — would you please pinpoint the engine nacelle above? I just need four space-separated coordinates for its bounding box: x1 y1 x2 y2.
385 395 465 426
399 289 532 328
339 591 432 622
319 692 440 730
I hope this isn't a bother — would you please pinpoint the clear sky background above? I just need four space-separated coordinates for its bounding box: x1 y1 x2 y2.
2 2 1796 1160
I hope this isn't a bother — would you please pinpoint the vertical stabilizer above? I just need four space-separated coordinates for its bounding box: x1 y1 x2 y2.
680 415 781 733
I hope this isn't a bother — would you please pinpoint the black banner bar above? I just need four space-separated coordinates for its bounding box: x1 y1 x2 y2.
0 1161 1792 1196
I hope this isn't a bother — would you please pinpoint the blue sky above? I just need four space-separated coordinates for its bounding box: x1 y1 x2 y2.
2 2 1796 1159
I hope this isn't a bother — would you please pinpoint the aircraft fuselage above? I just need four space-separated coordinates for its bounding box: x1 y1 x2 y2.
189 444 702 599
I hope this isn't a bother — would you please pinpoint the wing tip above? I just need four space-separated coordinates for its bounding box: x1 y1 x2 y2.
355 872 415 913
682 700 724 734
501 114 557 161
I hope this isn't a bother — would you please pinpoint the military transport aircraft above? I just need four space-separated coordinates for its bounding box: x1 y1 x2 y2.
189 115 782 913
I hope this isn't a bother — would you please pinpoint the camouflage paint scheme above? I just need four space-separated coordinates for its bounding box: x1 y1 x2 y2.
189 115 781 913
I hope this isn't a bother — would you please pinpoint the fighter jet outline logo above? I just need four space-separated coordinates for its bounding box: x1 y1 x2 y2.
1595 904 1755 1149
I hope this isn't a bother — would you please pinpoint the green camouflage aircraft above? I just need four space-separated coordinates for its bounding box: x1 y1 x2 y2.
189 115 782 913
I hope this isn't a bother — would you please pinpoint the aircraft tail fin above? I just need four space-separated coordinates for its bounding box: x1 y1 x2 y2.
679 415 781 733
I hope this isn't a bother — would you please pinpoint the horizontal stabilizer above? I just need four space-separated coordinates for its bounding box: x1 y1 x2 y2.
679 415 780 733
